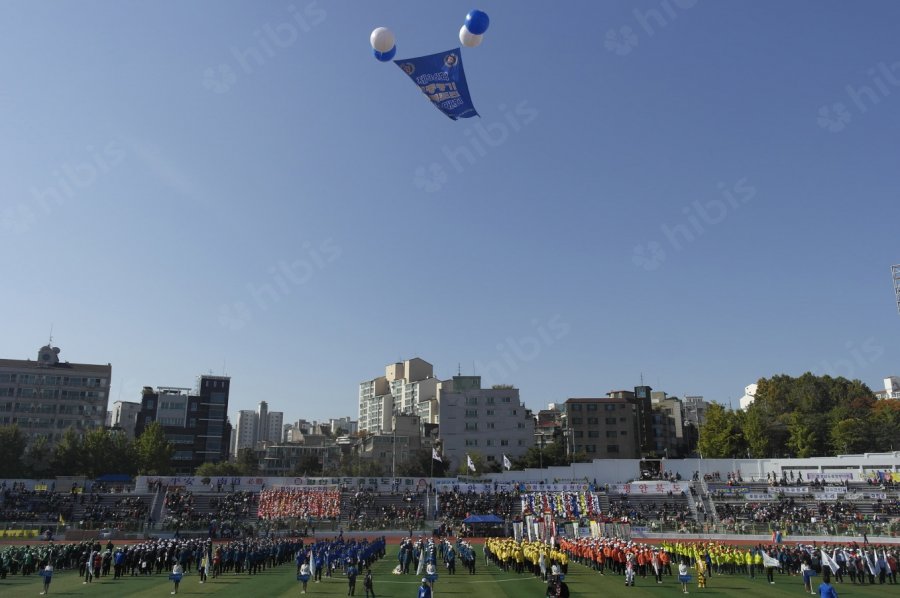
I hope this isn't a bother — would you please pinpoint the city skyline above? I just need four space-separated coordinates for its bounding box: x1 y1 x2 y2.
2 2 898 424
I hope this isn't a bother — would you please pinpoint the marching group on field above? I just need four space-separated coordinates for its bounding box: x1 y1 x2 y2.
0 533 387 595
480 534 898 597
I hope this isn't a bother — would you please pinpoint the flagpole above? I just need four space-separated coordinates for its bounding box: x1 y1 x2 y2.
430 451 434 521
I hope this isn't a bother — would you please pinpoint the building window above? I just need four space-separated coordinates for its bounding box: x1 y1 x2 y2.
570 404 582 411
606 417 616 424
574 431 583 438
486 409 494 416
465 439 478 446
487 422 495 429
619 417 626 422
500 439 509 446
586 403 598 411
486 439 494 446
518 439 524 446
606 430 617 438
588 430 600 438
465 422 478 431
604 404 616 411
620 430 627 435
607 444 619 453
587 417 598 424
572 417 582 424
466 397 478 405
465 409 478 417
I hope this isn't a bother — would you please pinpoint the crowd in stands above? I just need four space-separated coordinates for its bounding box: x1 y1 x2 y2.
0 487 76 523
81 495 148 526
716 498 864 525
257 488 341 520
351 503 425 531
209 491 256 519
606 497 693 525
437 489 518 520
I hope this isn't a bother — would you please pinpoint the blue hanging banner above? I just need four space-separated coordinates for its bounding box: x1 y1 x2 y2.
395 48 479 120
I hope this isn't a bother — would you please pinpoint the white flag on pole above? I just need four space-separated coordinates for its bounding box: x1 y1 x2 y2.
760 550 780 568
432 448 442 462
467 454 476 472
503 454 512 470
820 549 839 575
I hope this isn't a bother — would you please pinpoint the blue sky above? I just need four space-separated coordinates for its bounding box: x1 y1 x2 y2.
2 1 899 427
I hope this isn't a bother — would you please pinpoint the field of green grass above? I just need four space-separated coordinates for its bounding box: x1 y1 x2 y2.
1 542 895 598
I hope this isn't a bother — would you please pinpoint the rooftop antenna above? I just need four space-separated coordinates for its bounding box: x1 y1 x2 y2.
640 372 644 386
48 324 53 346
458 363 462 376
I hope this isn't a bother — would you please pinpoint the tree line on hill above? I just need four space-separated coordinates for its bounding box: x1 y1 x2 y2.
0 421 175 478
698 373 900 458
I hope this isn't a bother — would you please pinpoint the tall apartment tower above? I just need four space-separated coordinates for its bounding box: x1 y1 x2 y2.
234 409 258 456
257 401 269 442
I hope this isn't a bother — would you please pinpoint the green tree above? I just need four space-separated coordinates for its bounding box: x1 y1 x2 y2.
52 427 85 476
195 461 243 477
23 434 52 477
868 401 900 452
0 425 27 478
396 448 450 477
134 422 175 475
697 403 744 458
740 406 770 458
829 417 869 455
288 454 323 477
108 431 139 476
236 447 259 475
83 428 137 478
786 412 820 457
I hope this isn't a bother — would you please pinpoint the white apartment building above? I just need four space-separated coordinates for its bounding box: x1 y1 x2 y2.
111 400 142 439
438 376 534 471
359 358 437 434
0 344 111 443
232 402 285 456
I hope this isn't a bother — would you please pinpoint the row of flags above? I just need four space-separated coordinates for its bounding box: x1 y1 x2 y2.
759 547 888 577
431 448 512 471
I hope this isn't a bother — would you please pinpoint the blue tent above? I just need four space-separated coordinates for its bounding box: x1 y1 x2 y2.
462 514 504 524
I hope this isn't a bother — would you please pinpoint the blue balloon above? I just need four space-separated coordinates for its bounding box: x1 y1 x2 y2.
373 45 396 62
465 10 490 35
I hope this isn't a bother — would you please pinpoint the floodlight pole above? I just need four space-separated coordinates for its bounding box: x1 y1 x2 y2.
892 265 900 314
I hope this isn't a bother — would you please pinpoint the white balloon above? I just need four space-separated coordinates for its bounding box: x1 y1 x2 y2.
370 27 395 52
459 25 483 48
